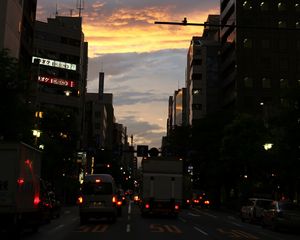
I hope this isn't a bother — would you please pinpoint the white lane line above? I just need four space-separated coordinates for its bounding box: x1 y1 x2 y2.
230 221 243 227
128 201 132 214
179 216 187 223
126 224 131 232
193 226 208 236
48 224 64 233
193 208 217 219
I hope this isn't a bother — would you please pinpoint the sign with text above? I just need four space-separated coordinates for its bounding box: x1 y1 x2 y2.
38 75 76 88
32 56 77 71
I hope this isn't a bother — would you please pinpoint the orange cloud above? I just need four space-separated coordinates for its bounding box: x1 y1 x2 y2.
80 5 219 56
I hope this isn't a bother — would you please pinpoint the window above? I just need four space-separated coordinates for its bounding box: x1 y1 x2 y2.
262 77 271 88
244 77 253 88
192 104 202 110
243 38 252 48
262 39 270 49
260 2 269 11
243 1 252 10
280 78 288 88
278 2 286 11
279 39 287 50
278 21 287 28
279 59 288 71
192 89 202 95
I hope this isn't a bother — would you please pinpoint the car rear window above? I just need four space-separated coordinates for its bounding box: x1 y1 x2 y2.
82 182 113 195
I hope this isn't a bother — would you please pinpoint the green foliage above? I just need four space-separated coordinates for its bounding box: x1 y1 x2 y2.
0 49 33 142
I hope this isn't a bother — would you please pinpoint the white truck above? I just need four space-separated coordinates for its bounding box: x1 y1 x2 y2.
0 142 42 234
140 156 183 217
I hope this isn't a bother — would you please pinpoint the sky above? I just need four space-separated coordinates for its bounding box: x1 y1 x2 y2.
36 0 219 148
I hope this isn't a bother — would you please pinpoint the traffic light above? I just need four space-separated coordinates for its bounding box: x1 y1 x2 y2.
137 145 148 157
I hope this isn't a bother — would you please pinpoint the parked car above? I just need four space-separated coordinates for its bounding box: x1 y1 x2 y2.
261 200 300 231
240 198 273 223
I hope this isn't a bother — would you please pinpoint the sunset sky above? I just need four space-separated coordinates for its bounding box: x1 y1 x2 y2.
36 0 219 148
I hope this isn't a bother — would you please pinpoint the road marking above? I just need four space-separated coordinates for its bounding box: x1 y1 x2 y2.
126 224 131 232
48 224 64 233
229 221 243 227
231 229 259 239
193 226 208 236
193 208 217 218
128 201 132 214
92 225 109 232
178 216 187 223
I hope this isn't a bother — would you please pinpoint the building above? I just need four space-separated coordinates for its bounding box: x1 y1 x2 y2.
186 15 220 126
33 16 88 151
0 0 37 67
220 0 300 114
173 88 188 127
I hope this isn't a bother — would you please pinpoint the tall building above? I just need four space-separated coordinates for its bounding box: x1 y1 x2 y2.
220 0 300 114
186 15 220 126
0 0 37 66
173 88 188 127
33 16 88 150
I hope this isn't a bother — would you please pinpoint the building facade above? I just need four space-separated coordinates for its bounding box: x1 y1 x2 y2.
220 0 300 114
186 15 220 126
33 16 88 151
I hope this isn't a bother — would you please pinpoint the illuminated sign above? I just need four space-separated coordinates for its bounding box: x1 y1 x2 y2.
38 75 76 88
32 56 77 71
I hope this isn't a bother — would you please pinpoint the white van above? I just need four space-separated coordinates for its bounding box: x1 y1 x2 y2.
78 174 120 224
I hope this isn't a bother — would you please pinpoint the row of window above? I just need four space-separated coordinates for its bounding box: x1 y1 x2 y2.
243 77 300 88
242 38 300 50
243 1 300 12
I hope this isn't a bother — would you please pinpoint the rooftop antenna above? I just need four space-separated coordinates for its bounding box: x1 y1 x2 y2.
76 0 84 17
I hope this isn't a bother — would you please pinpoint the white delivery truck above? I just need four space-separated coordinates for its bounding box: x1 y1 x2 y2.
0 142 42 234
140 156 183 217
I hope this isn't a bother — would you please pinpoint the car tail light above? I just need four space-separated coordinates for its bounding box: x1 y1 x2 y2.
34 195 41 206
204 200 210 205
175 204 180 210
112 196 117 203
17 178 25 186
117 201 122 206
145 203 150 209
186 199 190 204
77 196 83 204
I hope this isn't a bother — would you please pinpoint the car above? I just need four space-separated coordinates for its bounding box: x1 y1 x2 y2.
240 198 273 223
77 174 119 224
261 200 300 231
191 191 211 208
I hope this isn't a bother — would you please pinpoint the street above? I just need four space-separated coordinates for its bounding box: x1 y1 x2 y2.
1 201 298 240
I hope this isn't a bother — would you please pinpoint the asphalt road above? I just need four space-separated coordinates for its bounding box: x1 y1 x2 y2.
2 201 299 240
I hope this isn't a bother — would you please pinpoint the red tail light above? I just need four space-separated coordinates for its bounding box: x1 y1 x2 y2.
117 201 122 206
17 178 25 186
175 204 180 210
34 195 40 206
204 200 210 205
145 203 150 209
112 196 117 203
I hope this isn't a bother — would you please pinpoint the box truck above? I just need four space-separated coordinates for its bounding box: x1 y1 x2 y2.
0 142 42 234
140 156 183 217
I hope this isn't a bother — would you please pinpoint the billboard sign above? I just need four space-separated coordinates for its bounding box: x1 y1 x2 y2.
32 56 77 71
38 75 76 87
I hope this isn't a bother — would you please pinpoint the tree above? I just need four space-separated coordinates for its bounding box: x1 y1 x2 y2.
220 113 269 200
0 49 33 142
